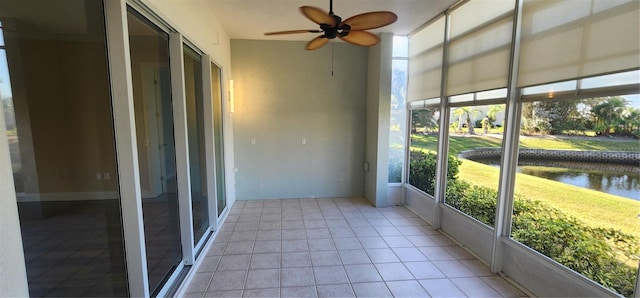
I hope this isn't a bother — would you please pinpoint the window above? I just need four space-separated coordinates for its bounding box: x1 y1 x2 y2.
405 0 639 295
408 102 440 196
512 74 640 297
389 36 408 183
444 102 506 227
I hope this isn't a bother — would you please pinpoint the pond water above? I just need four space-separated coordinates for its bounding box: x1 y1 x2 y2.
517 166 640 201
479 157 640 201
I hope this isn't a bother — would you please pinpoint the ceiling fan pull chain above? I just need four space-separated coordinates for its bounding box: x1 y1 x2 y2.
331 41 335 76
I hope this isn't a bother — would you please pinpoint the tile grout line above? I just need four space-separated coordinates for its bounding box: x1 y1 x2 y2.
205 198 524 297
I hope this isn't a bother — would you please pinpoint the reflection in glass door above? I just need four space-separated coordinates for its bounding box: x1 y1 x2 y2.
183 45 210 245
1 1 128 296
211 64 226 215
127 9 182 295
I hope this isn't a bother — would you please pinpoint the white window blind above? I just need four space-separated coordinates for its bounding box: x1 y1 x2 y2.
518 0 640 87
446 0 514 96
408 17 445 102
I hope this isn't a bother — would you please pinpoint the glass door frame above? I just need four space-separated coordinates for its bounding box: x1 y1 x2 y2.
104 1 149 296
0 0 233 296
210 62 229 220
196 54 220 252
104 0 227 296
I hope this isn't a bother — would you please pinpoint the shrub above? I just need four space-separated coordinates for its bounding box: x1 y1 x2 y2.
409 151 638 296
511 199 638 297
388 159 402 183
409 150 461 195
388 148 404 183
445 178 638 297
444 179 469 208
444 181 500 227
457 185 498 226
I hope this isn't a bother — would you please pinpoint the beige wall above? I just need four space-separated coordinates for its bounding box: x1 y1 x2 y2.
8 38 118 194
149 0 231 72
148 0 236 203
231 39 368 200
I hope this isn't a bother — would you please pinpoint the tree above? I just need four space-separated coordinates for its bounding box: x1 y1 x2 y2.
390 68 406 111
521 100 583 134
452 107 480 134
623 108 640 137
411 109 438 134
486 104 505 131
390 68 407 134
591 97 628 136
487 104 505 122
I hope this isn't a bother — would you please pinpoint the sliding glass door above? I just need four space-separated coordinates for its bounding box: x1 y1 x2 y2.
183 45 210 245
211 64 226 215
127 8 182 295
0 0 128 296
0 1 232 295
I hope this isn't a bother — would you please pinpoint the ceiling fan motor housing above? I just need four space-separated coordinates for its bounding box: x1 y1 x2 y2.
321 14 351 39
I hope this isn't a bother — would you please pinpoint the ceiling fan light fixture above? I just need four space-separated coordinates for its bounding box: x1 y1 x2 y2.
264 0 397 50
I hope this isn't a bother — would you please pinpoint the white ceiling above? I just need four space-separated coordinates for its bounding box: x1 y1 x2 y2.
204 0 457 41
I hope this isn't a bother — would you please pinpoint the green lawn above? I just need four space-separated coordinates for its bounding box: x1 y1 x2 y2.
410 134 504 155
409 133 640 237
410 133 640 155
457 159 639 237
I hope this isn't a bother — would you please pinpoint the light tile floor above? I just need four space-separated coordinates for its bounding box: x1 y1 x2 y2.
181 197 528 297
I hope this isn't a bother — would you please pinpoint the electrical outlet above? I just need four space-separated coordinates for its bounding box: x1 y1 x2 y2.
95 173 102 180
302 137 307 145
103 172 110 180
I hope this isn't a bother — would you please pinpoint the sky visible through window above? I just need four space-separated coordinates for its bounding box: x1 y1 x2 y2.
0 50 10 99
522 71 640 108
0 22 10 100
392 36 408 58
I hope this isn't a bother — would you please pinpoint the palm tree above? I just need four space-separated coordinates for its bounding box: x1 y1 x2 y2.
452 107 480 135
622 107 640 137
487 104 505 122
486 104 506 132
411 109 438 133
591 97 628 136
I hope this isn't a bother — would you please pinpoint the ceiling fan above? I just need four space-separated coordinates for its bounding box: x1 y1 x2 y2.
264 0 398 50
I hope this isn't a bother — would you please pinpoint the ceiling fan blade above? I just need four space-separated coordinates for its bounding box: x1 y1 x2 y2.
342 11 398 30
264 29 322 36
300 6 337 26
306 35 330 50
339 30 380 47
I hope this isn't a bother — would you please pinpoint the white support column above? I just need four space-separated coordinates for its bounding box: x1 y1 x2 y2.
169 32 195 265
432 12 452 229
202 56 219 231
0 97 29 297
491 0 524 273
103 0 149 296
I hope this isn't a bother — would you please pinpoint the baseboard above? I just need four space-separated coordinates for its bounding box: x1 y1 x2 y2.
16 191 120 202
